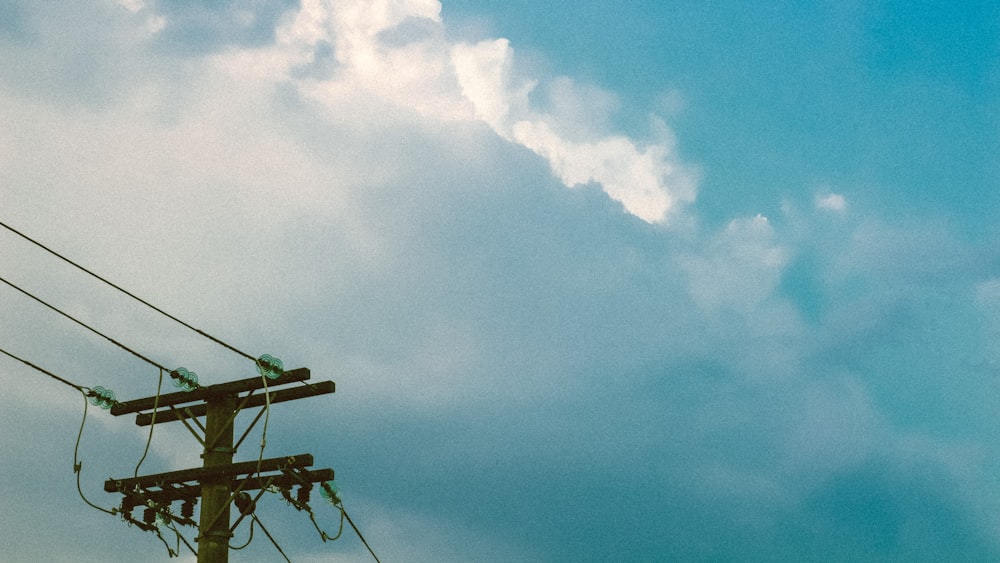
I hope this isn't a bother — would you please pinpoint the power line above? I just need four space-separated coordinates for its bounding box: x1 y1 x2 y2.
133 367 163 478
343 506 381 563
0 345 87 392
0 274 171 373
252 513 292 563
0 344 116 410
0 347 121 515
1 222 374 561
74 391 118 517
0 220 257 363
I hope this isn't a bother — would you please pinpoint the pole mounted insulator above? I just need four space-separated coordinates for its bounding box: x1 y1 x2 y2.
234 492 255 516
169 367 199 391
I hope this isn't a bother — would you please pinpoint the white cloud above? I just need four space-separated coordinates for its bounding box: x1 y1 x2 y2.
216 0 471 120
449 35 696 224
115 0 144 13
451 38 528 130
816 192 847 212
211 0 698 224
682 214 788 312
10 2 996 561
512 120 695 223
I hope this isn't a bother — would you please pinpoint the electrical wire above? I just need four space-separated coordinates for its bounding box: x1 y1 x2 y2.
314 504 344 542
0 346 118 515
150 524 178 558
134 367 163 477
252 514 292 563
73 391 118 517
0 223 344 558
2 346 195 558
229 516 256 550
343 505 381 563
0 220 257 363
0 346 180 544
0 275 171 373
254 373 273 478
0 224 331 563
165 519 198 557
0 346 87 392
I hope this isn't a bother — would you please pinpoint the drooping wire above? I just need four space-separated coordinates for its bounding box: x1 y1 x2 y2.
314 504 345 542
230 515 256 550
268 484 332 553
150 523 178 558
134 367 164 477
253 373 273 479
165 519 198 557
312 484 379 563
165 522 183 557
0 275 171 373
0 220 257 363
284 483 344 542
73 390 118 517
0 347 120 516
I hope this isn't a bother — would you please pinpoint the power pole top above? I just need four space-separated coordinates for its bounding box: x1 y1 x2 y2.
105 367 336 562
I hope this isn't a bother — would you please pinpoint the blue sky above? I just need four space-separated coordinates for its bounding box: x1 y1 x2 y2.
441 1 1000 228
1 1 999 561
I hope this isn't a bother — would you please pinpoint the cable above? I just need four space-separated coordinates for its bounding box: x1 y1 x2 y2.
343 505 381 563
252 514 292 563
0 220 257 363
254 373 274 478
0 346 87 392
314 504 344 542
230 516 256 550
134 367 163 477
0 275 171 373
73 391 118 516
0 347 121 517
150 524 178 558
166 520 198 557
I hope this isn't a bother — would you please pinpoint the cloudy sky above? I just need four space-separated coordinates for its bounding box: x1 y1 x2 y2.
1 1 999 561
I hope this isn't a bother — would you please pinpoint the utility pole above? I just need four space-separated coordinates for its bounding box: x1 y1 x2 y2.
104 367 335 562
198 392 236 562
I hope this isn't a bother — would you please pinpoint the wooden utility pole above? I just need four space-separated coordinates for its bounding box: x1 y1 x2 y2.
198 393 236 562
104 368 335 562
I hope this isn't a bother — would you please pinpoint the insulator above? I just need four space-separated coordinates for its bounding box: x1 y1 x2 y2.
297 485 311 505
181 500 194 519
256 354 284 380
320 481 341 505
234 492 255 515
88 386 117 409
143 507 156 525
169 367 198 391
155 510 170 525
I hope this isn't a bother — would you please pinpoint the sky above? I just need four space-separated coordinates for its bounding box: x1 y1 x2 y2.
1 0 999 561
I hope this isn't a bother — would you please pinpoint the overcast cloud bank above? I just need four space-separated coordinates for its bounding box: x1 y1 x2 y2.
2 1 1000 561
